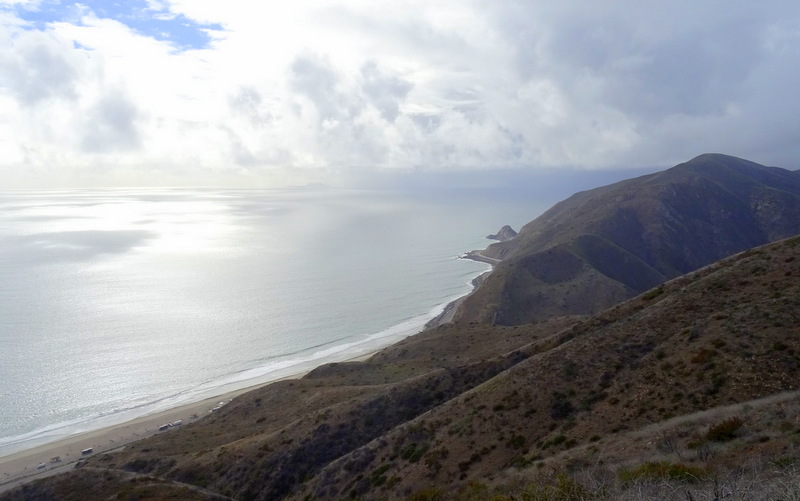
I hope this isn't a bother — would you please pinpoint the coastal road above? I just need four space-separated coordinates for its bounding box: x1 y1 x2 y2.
463 250 501 266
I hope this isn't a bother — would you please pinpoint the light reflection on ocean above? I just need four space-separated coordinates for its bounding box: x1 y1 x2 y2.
0 188 543 456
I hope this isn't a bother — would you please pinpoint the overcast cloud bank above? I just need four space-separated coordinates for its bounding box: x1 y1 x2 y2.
1 0 799 187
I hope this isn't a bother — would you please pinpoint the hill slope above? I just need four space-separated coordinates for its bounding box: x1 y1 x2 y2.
456 153 800 325
6 237 800 501
4 155 800 501
291 235 800 499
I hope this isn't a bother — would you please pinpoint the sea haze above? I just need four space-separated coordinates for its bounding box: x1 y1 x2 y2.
0 187 544 456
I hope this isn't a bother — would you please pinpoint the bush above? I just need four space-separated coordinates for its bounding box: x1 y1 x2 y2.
550 392 575 420
619 461 707 485
521 474 598 501
507 435 527 450
541 435 567 450
706 417 743 442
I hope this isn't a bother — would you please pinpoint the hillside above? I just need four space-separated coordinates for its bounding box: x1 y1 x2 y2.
3 155 800 501
290 235 800 499
7 234 799 501
456 153 800 325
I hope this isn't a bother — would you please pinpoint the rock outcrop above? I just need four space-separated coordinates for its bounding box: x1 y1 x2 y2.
485 225 517 241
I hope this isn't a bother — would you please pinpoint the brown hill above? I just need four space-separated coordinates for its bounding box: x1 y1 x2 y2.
4 155 800 501
456 153 800 325
6 235 799 500
290 235 800 500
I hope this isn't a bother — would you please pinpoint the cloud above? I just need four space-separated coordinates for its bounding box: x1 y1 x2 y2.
360 60 412 122
0 28 83 105
81 87 141 152
289 52 358 122
1 0 800 187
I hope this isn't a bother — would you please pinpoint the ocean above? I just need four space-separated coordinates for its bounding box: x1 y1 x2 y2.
0 187 544 457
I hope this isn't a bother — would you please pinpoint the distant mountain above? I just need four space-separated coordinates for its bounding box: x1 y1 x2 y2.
456 153 800 325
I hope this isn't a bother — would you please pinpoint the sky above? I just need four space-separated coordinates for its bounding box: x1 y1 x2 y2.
1 1 799 188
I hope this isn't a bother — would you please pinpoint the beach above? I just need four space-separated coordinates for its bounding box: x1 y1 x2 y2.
0 188 516 495
0 380 264 492
0 247 498 494
0 353 374 494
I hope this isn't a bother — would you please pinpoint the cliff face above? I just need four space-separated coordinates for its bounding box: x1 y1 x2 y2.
456 153 800 325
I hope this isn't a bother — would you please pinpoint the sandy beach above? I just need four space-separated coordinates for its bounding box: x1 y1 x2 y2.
0 381 262 493
0 256 494 495
0 353 374 494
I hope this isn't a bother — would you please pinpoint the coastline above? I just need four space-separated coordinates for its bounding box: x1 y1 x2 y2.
424 248 499 328
0 253 496 493
425 267 491 328
0 352 373 493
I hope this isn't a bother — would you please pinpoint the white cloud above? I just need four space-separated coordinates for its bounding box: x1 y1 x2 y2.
1 0 799 187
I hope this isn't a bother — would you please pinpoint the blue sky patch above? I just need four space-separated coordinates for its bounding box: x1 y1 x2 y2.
9 1 223 50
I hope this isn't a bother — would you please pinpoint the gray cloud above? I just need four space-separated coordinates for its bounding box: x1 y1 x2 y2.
289 52 361 121
81 88 142 153
229 2 800 172
287 53 392 166
0 30 82 106
359 60 412 122
228 86 275 126
480 1 800 168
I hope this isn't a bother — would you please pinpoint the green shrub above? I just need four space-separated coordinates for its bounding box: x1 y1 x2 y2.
619 461 707 485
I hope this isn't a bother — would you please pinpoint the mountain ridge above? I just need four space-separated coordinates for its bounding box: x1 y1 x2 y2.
455 153 800 325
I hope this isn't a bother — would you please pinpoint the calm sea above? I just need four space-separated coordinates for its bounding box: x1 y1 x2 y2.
0 187 544 456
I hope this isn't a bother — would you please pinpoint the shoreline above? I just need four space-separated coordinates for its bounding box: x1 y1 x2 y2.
424 247 499 328
425 267 491 328
0 352 373 493
0 251 497 494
